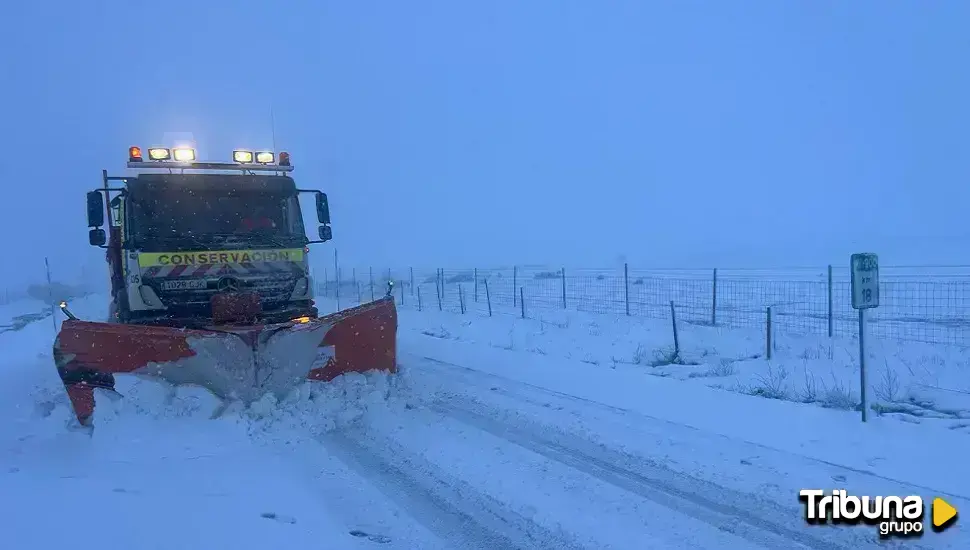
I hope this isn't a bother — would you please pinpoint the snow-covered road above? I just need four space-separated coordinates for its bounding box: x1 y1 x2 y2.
1 296 965 549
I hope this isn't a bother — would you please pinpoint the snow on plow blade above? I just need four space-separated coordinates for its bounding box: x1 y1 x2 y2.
52 297 397 425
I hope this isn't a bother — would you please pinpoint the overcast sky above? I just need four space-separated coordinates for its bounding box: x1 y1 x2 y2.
2 1 968 287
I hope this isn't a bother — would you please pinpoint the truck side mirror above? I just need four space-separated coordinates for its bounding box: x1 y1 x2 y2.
318 225 332 242
86 191 105 227
316 192 330 224
89 228 106 246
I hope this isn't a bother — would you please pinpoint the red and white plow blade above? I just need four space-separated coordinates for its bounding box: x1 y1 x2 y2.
52 298 397 424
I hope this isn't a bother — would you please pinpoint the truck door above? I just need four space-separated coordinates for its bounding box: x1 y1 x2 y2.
108 196 125 294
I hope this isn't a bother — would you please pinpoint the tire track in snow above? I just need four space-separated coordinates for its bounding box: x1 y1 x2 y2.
413 357 889 550
0 311 50 335
315 428 587 550
413 354 968 503
435 399 854 550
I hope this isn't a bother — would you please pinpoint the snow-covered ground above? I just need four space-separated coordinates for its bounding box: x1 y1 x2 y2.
2 295 967 548
383 303 970 431
0 298 53 336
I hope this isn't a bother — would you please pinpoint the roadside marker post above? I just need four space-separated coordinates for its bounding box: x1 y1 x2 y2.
850 253 880 422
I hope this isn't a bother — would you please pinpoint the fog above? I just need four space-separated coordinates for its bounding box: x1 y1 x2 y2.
2 1 968 290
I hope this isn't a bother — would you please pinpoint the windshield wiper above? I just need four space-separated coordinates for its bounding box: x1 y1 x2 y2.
139 230 213 250
181 231 215 249
209 232 295 249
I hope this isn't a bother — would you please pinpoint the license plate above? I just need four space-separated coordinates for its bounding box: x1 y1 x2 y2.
160 279 208 291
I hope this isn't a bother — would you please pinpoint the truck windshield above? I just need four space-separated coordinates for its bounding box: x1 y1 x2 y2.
129 189 305 242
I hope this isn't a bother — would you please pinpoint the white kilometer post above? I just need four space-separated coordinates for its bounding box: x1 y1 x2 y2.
850 253 880 422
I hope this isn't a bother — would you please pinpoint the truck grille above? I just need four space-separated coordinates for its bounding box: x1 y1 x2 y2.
149 275 298 307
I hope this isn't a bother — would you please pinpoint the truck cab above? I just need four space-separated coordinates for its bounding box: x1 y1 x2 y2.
86 146 333 328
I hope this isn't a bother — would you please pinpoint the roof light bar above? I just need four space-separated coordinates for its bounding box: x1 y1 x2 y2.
126 145 293 171
126 160 293 172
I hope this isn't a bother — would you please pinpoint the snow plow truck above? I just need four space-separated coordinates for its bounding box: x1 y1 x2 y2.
54 145 397 425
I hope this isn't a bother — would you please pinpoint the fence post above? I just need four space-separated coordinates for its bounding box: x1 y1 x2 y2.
438 268 445 302
459 285 466 314
45 257 56 333
333 249 340 310
400 279 405 306
766 306 773 360
711 268 718 326
520 287 525 319
387 267 392 287
409 267 414 295
669 301 680 356
624 263 630 316
417 286 422 312
484 278 492 317
357 282 362 304
369 267 375 301
561 267 567 309
474 268 479 303
435 268 441 304
827 264 834 338
437 280 443 311
512 266 517 306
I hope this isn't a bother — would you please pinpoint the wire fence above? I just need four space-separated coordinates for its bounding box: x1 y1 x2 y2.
315 264 970 348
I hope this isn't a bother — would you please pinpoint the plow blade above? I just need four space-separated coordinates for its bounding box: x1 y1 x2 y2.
52 297 397 425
